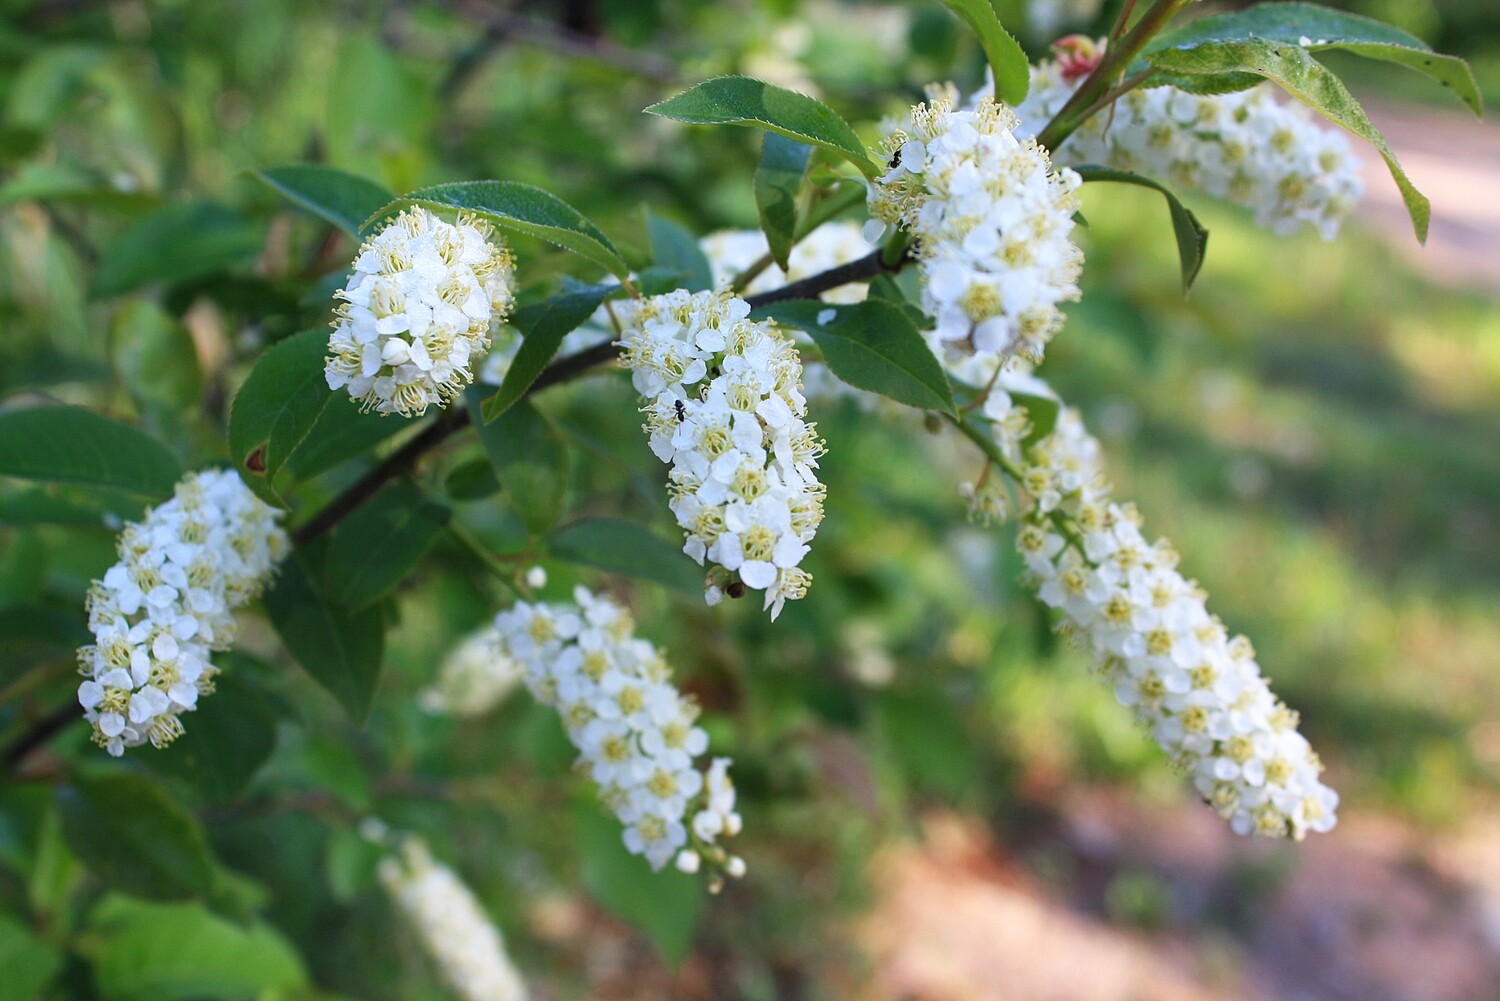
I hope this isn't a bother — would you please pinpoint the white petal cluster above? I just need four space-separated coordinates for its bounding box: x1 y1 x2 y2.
494 588 744 874
379 838 528 1001
1000 43 1364 239
699 221 875 304
420 626 523 718
326 207 515 416
620 289 825 619
869 96 1084 368
997 398 1338 839
77 470 288 756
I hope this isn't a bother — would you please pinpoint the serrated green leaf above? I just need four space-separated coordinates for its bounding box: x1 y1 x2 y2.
227 330 335 491
1074 166 1208 291
380 180 629 279
938 0 1030 104
144 664 277 803
264 554 385 723
755 300 955 414
482 283 614 423
253 164 395 239
92 202 262 298
88 896 307 1001
1146 2 1481 115
754 134 812 271
646 76 879 179
323 482 450 609
646 209 714 292
471 397 569 536
550 518 700 595
0 406 181 496
1145 39 1430 240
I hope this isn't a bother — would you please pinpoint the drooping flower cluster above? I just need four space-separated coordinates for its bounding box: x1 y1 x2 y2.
999 38 1364 239
77 470 287 756
620 289 825 619
494 588 744 875
420 625 524 718
700 220 875 304
326 207 515 416
869 96 1084 369
378 837 528 1001
995 397 1338 839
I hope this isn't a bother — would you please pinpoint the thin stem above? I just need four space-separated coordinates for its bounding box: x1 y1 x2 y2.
730 251 775 293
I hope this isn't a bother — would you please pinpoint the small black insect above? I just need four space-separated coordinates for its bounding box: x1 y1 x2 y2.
726 580 747 599
673 399 687 422
887 147 902 170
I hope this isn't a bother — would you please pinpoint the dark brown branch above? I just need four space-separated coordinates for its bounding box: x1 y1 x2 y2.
743 247 913 307
3 703 80 772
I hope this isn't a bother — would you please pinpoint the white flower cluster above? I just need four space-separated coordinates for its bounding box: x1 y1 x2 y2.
1001 40 1364 239
494 588 744 874
620 289 825 619
326 207 515 416
420 625 524 718
869 96 1084 369
1000 401 1338 839
379 837 528 1001
77 470 287 756
700 220 875 304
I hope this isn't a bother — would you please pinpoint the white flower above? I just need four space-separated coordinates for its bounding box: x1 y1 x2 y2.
494 588 744 876
77 470 288 756
379 838 527 1001
992 389 1338 840
620 289 826 619
988 41 1364 240
326 207 515 416
420 626 523 717
869 95 1084 369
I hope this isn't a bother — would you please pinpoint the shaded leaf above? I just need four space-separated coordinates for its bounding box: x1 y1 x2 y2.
482 283 614 423
755 134 812 271
264 554 385 723
550 518 700 595
646 210 714 292
0 915 62 1001
111 301 203 427
1074 166 1208 291
471 397 569 536
145 664 277 803
253 164 394 239
323 483 450 610
93 202 261 298
0 406 181 496
646 77 878 179
227 329 334 490
755 300 954 414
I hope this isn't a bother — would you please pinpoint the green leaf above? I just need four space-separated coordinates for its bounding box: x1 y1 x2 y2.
253 164 395 239
471 397 569 536
0 914 62 1001
1011 391 1060 448
755 300 955 414
111 301 203 427
755 134 812 271
646 77 879 180
1074 166 1208 291
646 209 714 292
323 827 383 904
280 401 407 482
88 896 307 1001
1146 2 1481 115
56 773 222 905
227 330 334 493
145 664 277 803
0 406 181 496
264 554 385 723
481 284 614 424
323 483 450 609
444 458 501 500
574 800 702 965
550 518 700 595
937 0 1030 104
383 180 629 280
92 202 262 298
1145 39 1431 240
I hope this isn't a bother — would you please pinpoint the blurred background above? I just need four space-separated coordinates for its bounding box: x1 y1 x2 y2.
1 0 1498 998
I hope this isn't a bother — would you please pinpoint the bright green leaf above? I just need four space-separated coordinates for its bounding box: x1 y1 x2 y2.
92 202 262 298
937 0 1030 104
646 209 714 292
323 482 450 609
253 164 395 239
0 915 62 1001
264 554 386 723
1145 39 1431 240
550 518 700 595
1074 166 1208 291
755 300 955 414
227 329 335 495
382 180 629 279
1012 391 1060 447
755 134 812 271
471 397 569 536
646 76 879 179
482 283 614 423
0 406 181 496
